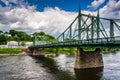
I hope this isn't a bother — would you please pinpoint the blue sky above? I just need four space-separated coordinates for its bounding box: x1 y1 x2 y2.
0 0 120 36
0 0 108 11
26 0 93 11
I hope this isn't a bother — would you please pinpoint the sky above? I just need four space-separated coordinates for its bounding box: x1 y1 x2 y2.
0 0 120 36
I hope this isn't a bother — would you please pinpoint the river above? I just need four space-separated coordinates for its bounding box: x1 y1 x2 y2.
0 51 120 80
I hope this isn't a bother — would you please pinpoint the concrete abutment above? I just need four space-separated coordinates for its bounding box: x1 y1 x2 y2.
30 48 45 58
74 48 104 69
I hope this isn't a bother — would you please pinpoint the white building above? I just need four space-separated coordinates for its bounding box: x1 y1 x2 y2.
0 41 33 48
7 41 19 48
0 45 8 48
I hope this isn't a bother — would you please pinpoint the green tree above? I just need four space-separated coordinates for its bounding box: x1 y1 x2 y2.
17 31 32 41
21 41 25 46
0 30 3 34
9 29 17 37
0 35 7 45
38 32 45 36
45 34 55 40
32 32 56 44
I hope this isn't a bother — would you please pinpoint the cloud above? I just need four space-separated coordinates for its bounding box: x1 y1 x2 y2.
88 0 105 10
96 0 120 37
1 0 18 6
1 0 28 8
100 0 120 19
87 0 120 37
0 5 77 36
0 0 120 38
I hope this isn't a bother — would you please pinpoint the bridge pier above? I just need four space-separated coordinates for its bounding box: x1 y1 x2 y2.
75 48 103 69
30 48 45 58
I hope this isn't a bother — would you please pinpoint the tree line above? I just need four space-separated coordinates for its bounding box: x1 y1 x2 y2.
0 30 55 45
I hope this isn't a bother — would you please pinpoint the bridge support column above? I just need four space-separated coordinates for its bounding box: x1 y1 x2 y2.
32 48 45 58
75 48 103 69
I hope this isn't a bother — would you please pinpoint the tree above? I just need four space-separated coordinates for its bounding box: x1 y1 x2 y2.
45 34 55 40
21 41 25 46
0 30 3 34
17 31 32 41
9 29 17 37
4 31 9 34
0 35 7 45
38 32 45 36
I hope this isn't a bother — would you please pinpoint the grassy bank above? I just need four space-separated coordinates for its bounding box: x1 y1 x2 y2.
45 48 76 55
45 48 120 55
1 48 118 55
81 48 120 54
0 48 22 54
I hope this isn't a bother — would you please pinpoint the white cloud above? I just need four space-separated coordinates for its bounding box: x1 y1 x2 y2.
0 6 77 36
100 0 120 19
1 0 27 8
0 0 120 37
1 0 18 6
88 0 105 10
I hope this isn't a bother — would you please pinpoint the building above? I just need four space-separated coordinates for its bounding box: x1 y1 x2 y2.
7 41 19 48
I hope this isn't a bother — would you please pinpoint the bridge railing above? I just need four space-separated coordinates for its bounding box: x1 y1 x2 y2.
54 36 120 46
29 36 120 49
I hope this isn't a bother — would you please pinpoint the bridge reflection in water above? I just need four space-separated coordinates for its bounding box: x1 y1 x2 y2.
1 53 120 80
74 68 103 80
32 55 103 80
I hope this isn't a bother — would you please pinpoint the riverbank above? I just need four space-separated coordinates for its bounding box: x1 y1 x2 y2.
0 48 27 56
0 48 22 53
0 48 119 56
0 52 27 56
45 48 120 55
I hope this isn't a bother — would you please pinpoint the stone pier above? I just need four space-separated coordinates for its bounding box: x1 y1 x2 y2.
30 48 45 58
74 48 103 69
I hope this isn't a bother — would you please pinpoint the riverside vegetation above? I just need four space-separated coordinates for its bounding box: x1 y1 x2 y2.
0 48 22 54
45 48 120 55
0 30 120 55
0 47 119 55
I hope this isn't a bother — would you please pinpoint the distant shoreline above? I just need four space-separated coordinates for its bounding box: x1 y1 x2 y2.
0 48 119 56
0 48 28 56
0 52 27 56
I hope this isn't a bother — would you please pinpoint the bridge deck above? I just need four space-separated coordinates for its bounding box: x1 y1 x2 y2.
29 36 120 49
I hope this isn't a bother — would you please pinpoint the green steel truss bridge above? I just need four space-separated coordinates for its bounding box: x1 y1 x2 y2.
29 8 120 49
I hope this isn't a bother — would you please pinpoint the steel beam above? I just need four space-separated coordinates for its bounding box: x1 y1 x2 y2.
110 20 114 39
78 6 81 40
97 11 100 39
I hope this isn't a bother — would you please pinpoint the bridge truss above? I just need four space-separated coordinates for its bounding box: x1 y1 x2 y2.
57 7 120 43
30 7 120 49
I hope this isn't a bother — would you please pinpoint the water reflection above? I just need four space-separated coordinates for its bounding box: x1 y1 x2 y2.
32 56 75 80
31 56 58 72
74 67 103 80
33 55 104 80
1 52 120 80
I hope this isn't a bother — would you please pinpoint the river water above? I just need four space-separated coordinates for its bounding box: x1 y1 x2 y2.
0 52 120 80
